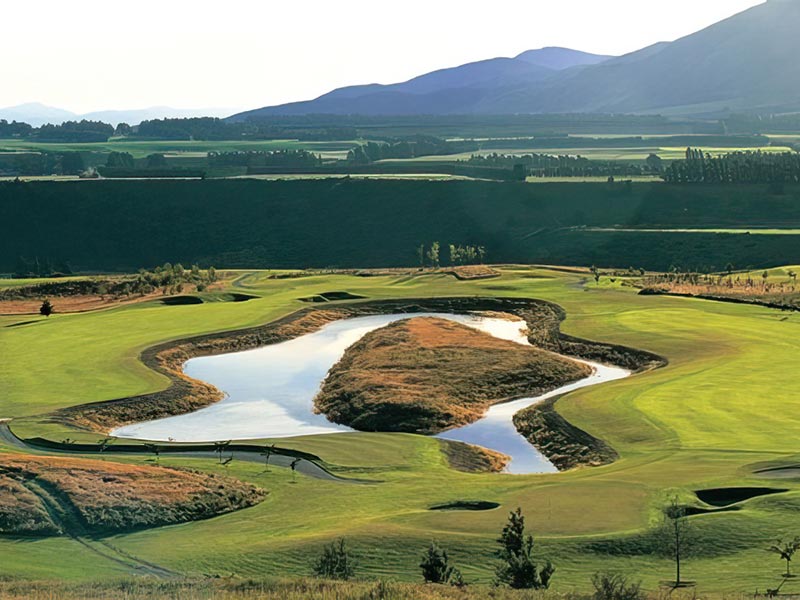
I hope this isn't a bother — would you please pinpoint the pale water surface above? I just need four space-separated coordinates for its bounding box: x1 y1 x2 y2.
112 313 629 473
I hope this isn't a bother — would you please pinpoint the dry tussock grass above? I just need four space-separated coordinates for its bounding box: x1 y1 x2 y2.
0 454 265 535
315 317 590 434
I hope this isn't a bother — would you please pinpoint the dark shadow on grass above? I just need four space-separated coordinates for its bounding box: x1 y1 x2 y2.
429 500 500 511
695 487 788 507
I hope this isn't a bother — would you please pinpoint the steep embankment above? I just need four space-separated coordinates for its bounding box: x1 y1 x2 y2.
314 317 591 434
0 454 265 536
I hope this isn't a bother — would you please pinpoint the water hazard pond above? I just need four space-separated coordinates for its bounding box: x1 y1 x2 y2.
112 313 630 474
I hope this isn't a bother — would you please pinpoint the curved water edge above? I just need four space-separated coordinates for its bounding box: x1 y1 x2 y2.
437 359 629 474
111 312 631 474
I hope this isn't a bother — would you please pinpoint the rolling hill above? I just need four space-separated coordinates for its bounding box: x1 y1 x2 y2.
232 1 800 118
229 48 612 119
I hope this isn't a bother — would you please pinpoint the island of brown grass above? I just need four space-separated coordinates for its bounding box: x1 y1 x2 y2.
0 454 265 536
314 317 592 434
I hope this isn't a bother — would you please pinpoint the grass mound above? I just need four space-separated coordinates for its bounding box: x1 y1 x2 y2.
439 439 509 473
0 454 265 536
513 396 620 470
314 317 591 434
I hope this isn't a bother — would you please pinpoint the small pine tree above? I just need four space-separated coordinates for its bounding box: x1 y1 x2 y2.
313 538 356 580
420 541 453 584
495 508 554 589
39 299 54 317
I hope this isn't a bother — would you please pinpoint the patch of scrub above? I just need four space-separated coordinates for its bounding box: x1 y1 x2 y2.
0 453 265 536
695 487 788 507
429 500 500 511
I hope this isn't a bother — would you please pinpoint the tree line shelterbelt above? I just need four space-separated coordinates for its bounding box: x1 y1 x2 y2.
467 152 666 179
663 148 800 184
3 179 800 273
7 111 800 141
2 113 794 181
0 117 358 143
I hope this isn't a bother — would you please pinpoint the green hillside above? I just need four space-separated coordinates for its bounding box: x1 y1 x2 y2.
3 179 800 272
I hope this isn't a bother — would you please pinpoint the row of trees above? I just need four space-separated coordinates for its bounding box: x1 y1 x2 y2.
0 119 114 142
663 148 800 184
347 136 479 164
134 117 357 141
208 149 322 168
311 501 800 593
0 151 87 177
0 117 358 143
314 508 554 590
13 256 73 278
466 152 665 178
415 242 487 268
0 150 166 177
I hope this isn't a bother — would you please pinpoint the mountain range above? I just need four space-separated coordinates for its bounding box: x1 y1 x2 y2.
231 0 800 119
0 103 234 127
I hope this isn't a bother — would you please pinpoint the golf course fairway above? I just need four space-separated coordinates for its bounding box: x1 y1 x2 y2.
1 266 799 593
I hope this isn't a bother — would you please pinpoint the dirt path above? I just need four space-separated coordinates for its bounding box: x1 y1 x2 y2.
16 473 178 578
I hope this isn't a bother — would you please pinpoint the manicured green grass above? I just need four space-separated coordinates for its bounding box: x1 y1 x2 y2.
0 276 90 289
2 267 800 594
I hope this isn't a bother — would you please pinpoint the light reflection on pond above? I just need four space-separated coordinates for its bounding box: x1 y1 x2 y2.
112 312 629 474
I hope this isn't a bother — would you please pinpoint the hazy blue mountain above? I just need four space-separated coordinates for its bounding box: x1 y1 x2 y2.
229 48 608 120
0 103 77 127
0 104 235 127
232 1 800 118
483 0 800 115
514 47 611 70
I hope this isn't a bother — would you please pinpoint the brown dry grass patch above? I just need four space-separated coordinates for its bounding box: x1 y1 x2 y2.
0 454 265 536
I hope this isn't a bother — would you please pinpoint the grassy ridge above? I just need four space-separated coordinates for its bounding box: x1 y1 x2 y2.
2 268 800 592
3 180 800 272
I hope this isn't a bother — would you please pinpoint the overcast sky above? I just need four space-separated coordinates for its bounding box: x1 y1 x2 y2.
1 0 764 114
